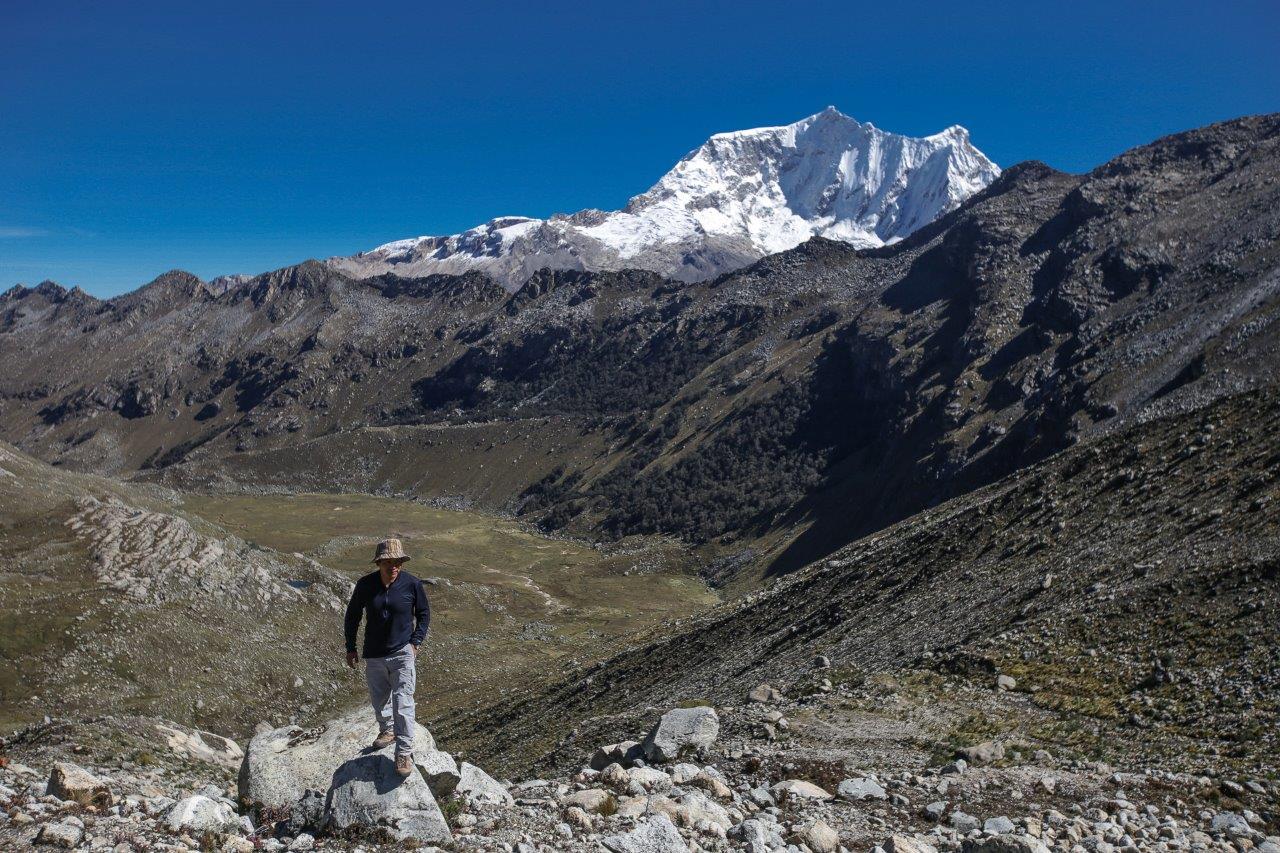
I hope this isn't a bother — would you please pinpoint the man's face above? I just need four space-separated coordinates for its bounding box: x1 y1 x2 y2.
378 559 405 582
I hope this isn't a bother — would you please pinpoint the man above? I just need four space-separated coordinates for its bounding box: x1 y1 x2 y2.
344 537 431 777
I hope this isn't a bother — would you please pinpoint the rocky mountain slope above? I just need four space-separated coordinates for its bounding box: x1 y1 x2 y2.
441 385 1280 782
329 108 1000 287
2 113 1277 585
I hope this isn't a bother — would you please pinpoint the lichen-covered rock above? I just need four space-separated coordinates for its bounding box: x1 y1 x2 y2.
591 740 642 770
837 776 886 801
322 752 451 844
36 822 84 849
640 707 719 763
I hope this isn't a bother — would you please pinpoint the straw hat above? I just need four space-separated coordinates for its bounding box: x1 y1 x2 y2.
371 538 411 564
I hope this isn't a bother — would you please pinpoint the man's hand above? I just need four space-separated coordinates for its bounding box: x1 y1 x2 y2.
409 644 418 657
346 651 358 669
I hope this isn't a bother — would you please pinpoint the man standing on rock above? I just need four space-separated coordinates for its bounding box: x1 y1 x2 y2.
344 538 431 777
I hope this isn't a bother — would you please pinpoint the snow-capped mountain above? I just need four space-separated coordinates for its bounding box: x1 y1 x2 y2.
330 107 1000 289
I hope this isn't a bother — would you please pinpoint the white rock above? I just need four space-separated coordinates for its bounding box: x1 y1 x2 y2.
165 795 241 834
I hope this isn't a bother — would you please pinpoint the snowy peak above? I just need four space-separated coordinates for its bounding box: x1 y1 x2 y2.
331 108 999 289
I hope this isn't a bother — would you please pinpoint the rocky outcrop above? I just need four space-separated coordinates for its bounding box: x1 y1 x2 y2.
66 495 346 610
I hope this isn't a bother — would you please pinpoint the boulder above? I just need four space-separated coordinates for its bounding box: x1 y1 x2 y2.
47 762 113 808
747 684 783 703
565 788 614 814
238 709 435 815
886 835 940 853
36 822 84 849
165 795 242 834
951 811 980 833
984 816 1016 834
996 675 1017 691
1211 812 1251 837
838 776 887 801
602 814 689 852
957 741 1004 764
672 791 731 829
415 750 461 799
322 752 451 844
735 817 787 852
799 819 840 853
962 835 1052 853
641 707 719 763
455 761 514 806
771 778 832 801
592 740 642 770
669 763 701 784
630 766 675 792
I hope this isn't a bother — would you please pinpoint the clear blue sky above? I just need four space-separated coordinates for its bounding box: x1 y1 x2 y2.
3 0 1277 296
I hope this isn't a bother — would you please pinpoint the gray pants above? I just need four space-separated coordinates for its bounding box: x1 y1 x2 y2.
365 644 417 755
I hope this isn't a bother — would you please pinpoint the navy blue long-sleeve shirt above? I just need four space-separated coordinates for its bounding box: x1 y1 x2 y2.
344 570 431 658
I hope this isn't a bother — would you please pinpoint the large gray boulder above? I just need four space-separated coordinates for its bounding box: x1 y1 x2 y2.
640 707 719 763
602 814 690 852
238 708 435 814
323 752 451 844
837 776 887 801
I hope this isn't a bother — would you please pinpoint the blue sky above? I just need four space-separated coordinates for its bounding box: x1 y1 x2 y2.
2 0 1277 296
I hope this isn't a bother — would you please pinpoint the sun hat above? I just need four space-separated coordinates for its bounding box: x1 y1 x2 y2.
372 538 411 564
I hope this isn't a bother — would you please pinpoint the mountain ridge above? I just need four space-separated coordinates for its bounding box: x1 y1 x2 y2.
328 107 1000 288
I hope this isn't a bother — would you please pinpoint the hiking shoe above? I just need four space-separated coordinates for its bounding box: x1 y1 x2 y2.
372 729 395 749
395 753 413 777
